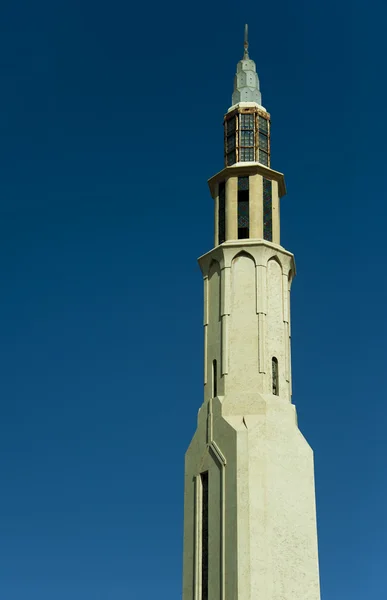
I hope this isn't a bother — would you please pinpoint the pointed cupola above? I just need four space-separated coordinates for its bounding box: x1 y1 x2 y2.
224 25 271 167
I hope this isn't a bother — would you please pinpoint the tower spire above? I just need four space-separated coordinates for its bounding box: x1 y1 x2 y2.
243 23 249 58
232 24 262 107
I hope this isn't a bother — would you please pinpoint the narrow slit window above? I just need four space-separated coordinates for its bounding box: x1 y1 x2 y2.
218 182 225 245
212 359 217 398
201 471 209 600
272 357 279 396
238 176 249 239
263 178 272 241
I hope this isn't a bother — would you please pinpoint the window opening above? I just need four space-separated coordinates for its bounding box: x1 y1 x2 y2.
238 176 249 239
213 359 217 398
272 357 279 395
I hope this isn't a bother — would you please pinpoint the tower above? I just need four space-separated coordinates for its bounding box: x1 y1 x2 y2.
182 26 321 600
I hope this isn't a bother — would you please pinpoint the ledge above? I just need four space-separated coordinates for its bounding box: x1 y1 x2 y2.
208 162 286 199
197 240 297 280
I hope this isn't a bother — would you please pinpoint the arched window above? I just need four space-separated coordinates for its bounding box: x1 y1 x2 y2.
272 357 279 395
213 359 217 398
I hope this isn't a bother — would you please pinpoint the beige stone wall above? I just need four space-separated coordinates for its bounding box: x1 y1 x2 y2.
183 395 321 600
266 258 286 396
183 238 320 600
199 240 294 405
204 260 224 400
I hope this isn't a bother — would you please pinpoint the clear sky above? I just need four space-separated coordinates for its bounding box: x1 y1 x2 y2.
0 0 385 598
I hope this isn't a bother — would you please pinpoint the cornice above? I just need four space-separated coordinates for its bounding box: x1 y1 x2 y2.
208 163 286 198
198 240 296 276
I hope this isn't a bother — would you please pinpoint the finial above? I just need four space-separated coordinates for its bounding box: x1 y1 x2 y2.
243 24 249 59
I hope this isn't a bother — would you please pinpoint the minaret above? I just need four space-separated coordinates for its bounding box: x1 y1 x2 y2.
182 27 321 600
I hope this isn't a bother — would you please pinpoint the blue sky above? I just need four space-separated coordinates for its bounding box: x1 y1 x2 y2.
0 0 385 598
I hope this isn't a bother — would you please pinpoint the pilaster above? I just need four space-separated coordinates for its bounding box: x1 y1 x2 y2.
249 173 263 239
272 180 280 245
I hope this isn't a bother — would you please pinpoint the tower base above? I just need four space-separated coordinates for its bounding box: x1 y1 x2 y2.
182 394 321 600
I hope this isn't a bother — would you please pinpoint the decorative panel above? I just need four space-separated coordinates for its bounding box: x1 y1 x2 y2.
229 253 259 387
